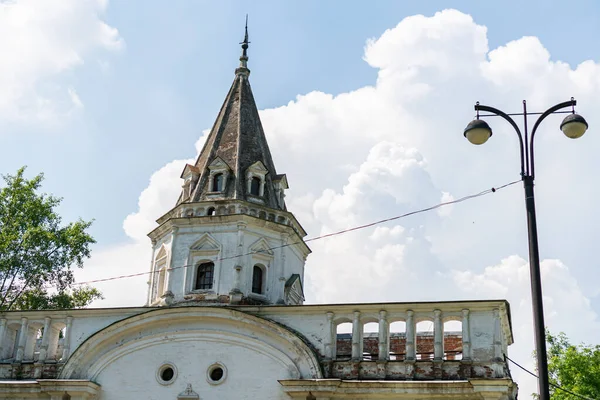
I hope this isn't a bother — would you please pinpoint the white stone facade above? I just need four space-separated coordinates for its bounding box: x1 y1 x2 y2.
0 301 516 399
147 202 310 307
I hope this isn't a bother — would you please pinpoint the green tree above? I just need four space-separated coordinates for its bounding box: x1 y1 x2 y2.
546 331 600 399
0 167 102 311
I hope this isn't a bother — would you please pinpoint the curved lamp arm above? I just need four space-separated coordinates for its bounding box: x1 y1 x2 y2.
475 103 526 177
529 99 576 179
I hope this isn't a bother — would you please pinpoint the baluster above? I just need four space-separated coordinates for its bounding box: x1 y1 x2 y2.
15 317 28 362
38 317 51 362
378 310 389 361
405 310 415 360
324 312 334 359
462 309 471 360
61 317 73 361
434 309 443 360
351 311 361 360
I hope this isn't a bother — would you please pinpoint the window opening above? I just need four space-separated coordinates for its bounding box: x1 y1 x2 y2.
207 207 216 216
195 262 214 290
389 321 406 360
362 322 379 361
212 173 224 192
252 265 263 294
335 322 353 360
250 177 261 196
443 320 463 360
416 321 434 360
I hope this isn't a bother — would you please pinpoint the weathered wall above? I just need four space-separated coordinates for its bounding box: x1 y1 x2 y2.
148 212 308 307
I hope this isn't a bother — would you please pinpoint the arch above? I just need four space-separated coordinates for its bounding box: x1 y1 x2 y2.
443 319 463 360
195 262 214 290
362 322 379 361
389 321 406 360
258 210 267 220
155 245 167 260
416 320 434 360
60 308 322 381
207 207 216 216
250 176 261 196
217 206 227 215
335 321 353 360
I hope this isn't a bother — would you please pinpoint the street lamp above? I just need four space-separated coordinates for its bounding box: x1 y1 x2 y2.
463 98 588 400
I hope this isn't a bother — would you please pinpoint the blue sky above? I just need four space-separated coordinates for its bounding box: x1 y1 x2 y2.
3 0 599 247
2 2 600 396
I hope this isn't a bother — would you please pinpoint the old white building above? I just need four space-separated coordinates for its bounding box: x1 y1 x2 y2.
0 30 518 400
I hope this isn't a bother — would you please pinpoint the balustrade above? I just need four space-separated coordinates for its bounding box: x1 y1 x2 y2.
0 315 71 364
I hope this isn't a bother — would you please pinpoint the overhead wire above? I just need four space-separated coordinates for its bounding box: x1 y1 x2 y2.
72 178 521 286
504 354 597 400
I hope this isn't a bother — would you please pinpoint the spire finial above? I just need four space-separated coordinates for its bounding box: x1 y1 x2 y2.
238 15 250 69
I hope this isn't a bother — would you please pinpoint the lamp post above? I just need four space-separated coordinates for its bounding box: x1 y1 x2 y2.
463 98 588 400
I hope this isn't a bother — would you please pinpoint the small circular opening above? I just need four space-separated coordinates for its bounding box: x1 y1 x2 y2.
210 367 224 382
157 363 177 385
161 367 174 382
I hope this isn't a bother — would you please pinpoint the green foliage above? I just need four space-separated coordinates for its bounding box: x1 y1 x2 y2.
11 286 103 310
547 331 600 399
0 167 99 310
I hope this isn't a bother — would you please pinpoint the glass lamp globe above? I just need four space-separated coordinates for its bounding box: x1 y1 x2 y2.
464 119 493 145
560 113 588 139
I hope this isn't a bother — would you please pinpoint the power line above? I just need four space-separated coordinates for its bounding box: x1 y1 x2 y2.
504 354 597 400
72 179 521 286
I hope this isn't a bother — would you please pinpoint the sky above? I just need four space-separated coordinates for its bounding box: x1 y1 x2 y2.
2 0 600 397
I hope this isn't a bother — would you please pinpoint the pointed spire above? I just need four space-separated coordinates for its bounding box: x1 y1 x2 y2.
236 15 250 77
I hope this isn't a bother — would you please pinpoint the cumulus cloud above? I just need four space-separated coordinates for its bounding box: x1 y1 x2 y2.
85 9 600 398
454 256 600 397
0 0 123 123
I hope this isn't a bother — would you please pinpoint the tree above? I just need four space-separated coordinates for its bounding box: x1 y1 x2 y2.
546 331 600 400
0 167 102 311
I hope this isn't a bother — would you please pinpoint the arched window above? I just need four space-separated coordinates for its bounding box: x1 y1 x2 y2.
250 177 261 196
212 173 224 192
207 207 216 216
252 265 264 294
195 262 214 290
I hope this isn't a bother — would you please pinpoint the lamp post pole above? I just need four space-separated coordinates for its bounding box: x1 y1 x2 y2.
463 98 588 400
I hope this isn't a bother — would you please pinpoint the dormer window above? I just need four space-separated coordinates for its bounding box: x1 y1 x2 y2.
246 161 268 200
206 157 231 196
212 173 224 192
250 177 261 196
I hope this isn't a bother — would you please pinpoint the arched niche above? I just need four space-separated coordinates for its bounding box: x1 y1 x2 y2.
60 307 322 389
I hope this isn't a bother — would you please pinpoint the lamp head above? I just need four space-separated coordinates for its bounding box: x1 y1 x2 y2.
560 113 588 139
464 119 492 145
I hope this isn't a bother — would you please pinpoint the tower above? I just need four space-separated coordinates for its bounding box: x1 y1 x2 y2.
146 24 310 307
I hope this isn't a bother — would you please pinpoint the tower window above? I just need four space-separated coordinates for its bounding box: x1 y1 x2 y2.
212 173 224 192
252 264 264 294
250 177 261 196
195 262 214 290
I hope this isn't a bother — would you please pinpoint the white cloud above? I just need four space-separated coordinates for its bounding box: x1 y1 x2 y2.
454 256 600 397
0 0 123 123
85 9 600 398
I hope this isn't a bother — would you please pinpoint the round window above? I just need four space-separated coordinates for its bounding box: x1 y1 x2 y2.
156 363 177 385
207 363 227 385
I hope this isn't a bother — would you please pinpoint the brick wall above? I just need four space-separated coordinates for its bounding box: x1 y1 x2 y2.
336 331 463 360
